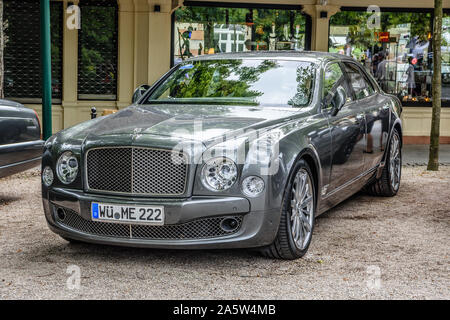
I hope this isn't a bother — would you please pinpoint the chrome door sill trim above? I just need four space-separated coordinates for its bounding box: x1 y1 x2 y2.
323 165 378 199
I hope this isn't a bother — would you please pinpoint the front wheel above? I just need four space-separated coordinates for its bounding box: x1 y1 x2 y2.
259 159 316 260
366 129 402 197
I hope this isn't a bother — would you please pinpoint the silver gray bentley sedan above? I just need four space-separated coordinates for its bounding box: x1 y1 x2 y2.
42 52 402 259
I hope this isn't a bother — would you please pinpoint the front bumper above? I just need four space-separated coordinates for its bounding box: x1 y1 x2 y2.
43 188 281 249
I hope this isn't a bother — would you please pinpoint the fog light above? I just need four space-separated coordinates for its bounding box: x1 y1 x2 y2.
220 217 240 232
56 208 66 221
42 166 54 187
242 176 265 197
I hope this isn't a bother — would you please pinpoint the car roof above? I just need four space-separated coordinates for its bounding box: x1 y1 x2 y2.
185 50 355 64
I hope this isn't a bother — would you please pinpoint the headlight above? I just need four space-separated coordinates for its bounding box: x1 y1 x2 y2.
242 176 265 197
56 151 78 184
42 166 54 187
201 157 238 191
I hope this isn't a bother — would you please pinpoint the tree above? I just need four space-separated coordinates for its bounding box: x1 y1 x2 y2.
428 0 443 171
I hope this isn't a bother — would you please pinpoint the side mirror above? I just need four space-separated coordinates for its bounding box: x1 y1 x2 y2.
132 84 151 104
330 86 347 116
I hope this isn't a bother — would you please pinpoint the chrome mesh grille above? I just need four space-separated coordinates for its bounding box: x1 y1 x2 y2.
131 217 241 240
86 147 188 195
55 208 243 240
59 207 130 238
87 148 132 193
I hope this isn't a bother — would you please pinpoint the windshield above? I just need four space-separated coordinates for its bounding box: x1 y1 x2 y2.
143 59 317 108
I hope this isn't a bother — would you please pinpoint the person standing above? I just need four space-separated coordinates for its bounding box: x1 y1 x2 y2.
376 53 388 91
405 56 416 98
344 43 352 57
371 54 379 76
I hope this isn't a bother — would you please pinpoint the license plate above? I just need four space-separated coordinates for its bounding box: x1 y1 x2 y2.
91 202 164 225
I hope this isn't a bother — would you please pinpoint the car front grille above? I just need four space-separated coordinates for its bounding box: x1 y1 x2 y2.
86 147 188 196
55 208 243 240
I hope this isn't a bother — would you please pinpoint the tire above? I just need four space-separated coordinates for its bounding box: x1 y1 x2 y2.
259 159 316 260
366 129 402 197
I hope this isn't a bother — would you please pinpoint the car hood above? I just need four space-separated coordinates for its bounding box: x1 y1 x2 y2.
56 104 309 149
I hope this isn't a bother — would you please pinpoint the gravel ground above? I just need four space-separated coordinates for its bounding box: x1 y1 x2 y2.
0 166 449 300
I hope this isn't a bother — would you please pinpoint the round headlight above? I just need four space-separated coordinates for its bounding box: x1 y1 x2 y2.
242 176 265 197
56 151 78 184
201 157 238 191
42 166 54 187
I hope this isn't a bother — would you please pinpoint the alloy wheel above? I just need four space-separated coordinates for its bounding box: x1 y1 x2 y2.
290 169 314 250
389 133 401 191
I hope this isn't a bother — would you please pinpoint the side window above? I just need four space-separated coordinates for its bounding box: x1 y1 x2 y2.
323 63 352 109
344 63 375 100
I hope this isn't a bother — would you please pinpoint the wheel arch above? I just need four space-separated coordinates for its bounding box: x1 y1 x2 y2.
299 151 320 198
288 146 322 215
393 121 403 146
382 118 403 164
259 146 321 259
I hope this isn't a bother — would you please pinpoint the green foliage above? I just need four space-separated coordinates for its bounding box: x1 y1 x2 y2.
153 60 281 102
330 12 375 50
148 59 315 108
176 6 228 50
79 5 116 77
323 63 344 99
330 11 432 53
288 64 316 107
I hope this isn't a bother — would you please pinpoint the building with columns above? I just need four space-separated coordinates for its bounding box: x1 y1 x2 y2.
3 0 450 143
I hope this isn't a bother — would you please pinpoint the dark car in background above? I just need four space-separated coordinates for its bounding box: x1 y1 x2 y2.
42 52 403 259
0 99 44 178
